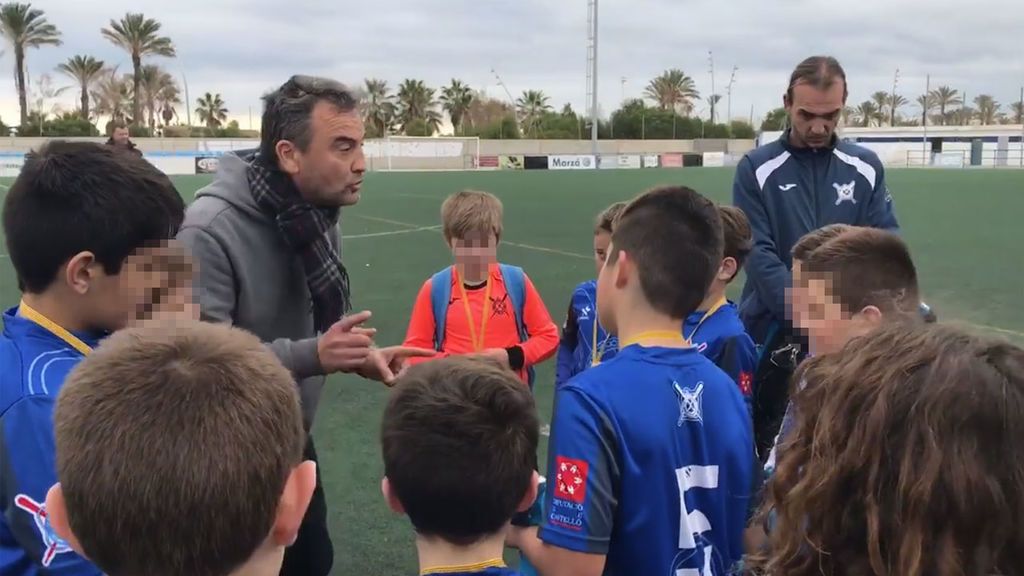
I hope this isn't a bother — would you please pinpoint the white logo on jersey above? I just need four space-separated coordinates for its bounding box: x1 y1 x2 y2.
778 183 797 191
833 180 857 205
579 305 591 320
14 494 72 567
674 381 704 426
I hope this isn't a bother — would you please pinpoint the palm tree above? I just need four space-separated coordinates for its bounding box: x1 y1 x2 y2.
887 93 908 126
916 94 935 126
929 86 962 125
855 101 879 127
1011 100 1024 125
870 91 890 125
157 80 181 127
195 92 227 129
841 106 857 126
425 109 443 136
134 64 179 131
362 78 395 137
56 54 104 120
0 3 61 125
440 79 474 135
91 68 132 123
102 13 176 128
644 69 700 115
395 79 437 133
516 90 552 137
973 94 1000 125
707 94 722 124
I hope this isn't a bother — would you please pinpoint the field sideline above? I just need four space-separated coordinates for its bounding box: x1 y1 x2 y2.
1 167 1022 574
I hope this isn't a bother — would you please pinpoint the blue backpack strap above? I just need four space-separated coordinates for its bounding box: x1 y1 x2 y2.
429 267 454 351
499 264 535 388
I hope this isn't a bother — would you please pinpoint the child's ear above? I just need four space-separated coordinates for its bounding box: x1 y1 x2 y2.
856 305 884 327
613 250 632 290
717 257 738 282
381 477 406 515
515 471 541 513
64 252 97 295
271 460 317 547
45 484 84 555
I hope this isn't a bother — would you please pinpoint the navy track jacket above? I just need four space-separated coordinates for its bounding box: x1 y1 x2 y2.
733 131 899 343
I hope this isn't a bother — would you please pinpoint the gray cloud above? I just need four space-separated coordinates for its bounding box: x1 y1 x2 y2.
4 0 1022 127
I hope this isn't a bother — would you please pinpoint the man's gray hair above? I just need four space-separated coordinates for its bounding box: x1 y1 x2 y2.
260 75 360 166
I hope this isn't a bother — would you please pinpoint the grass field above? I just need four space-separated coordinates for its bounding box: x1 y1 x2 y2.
2 167 1023 574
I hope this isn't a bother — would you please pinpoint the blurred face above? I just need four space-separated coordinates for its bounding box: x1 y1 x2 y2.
593 230 612 277
795 273 880 356
595 241 624 335
279 102 366 207
449 231 498 276
72 244 184 332
785 82 845 149
112 127 129 145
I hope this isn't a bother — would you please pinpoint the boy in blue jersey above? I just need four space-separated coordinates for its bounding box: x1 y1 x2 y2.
685 205 757 409
554 201 626 387
509 186 754 575
0 141 185 575
43 321 316 576
381 356 540 576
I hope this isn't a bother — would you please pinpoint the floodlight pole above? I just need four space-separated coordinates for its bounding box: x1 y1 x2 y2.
1019 86 1023 167
922 74 930 166
589 0 599 156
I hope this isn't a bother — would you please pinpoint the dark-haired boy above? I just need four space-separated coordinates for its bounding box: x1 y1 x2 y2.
0 141 185 575
509 187 754 575
381 356 539 575
685 205 757 408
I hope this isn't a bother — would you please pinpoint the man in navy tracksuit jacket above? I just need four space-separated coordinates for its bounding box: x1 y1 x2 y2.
732 56 900 460
733 129 899 345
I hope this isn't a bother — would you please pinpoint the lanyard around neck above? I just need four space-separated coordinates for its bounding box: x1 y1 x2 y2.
18 301 93 355
684 297 728 344
619 330 687 349
420 558 506 575
454 267 493 352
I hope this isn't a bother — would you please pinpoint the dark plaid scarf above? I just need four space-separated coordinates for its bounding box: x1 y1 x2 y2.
246 153 351 333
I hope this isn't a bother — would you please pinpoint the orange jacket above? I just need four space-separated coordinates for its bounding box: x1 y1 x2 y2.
402 264 559 383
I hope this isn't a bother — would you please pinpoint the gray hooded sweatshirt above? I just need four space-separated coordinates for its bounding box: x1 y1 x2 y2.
177 152 336 429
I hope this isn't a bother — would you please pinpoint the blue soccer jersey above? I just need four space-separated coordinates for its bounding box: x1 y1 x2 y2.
554 280 618 389
684 301 757 411
540 344 754 575
0 306 104 576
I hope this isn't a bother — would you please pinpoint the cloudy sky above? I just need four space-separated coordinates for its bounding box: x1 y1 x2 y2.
4 0 1023 130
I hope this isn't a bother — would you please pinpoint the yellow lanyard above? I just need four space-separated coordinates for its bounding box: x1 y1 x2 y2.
18 301 94 356
620 330 688 349
684 297 728 345
591 316 613 367
454 267 493 352
421 558 506 575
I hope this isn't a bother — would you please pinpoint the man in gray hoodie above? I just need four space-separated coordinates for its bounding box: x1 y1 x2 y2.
178 75 432 576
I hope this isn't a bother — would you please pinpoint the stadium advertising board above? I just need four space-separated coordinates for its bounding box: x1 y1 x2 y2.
702 152 725 167
524 156 549 170
642 155 660 168
195 156 221 174
478 155 500 168
660 153 684 168
500 155 524 170
617 155 642 169
548 155 596 170
598 155 618 170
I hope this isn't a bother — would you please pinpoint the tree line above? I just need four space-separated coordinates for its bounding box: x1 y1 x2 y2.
4 2 1021 139
761 87 1024 132
0 3 234 137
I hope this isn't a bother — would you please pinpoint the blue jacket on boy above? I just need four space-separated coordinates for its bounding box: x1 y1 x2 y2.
554 280 618 388
0 306 103 576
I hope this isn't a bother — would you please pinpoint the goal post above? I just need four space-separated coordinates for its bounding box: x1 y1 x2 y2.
364 135 481 171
